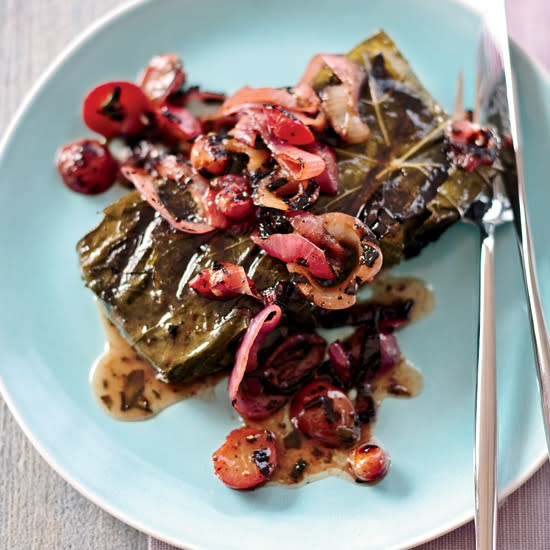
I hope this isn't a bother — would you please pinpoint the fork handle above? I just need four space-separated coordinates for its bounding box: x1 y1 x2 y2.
475 228 498 550
514 195 550 452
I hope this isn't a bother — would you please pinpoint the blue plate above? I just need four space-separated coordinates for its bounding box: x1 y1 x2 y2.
0 1 548 548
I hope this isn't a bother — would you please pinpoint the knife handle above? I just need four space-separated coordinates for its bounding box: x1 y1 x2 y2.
475 228 498 550
496 0 550 453
515 189 550 452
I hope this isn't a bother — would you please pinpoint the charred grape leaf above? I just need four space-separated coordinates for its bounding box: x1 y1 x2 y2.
311 30 496 265
78 31 498 383
79 192 260 383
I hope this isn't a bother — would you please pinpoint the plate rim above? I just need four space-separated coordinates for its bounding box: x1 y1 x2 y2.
0 1 548 549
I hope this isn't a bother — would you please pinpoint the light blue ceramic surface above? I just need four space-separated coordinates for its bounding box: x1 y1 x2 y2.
0 1 548 549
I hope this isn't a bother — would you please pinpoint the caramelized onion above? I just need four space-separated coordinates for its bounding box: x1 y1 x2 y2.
155 104 202 141
251 231 336 280
299 54 369 144
271 140 326 181
156 154 230 229
253 210 381 308
254 172 320 211
220 86 320 116
289 109 327 132
285 210 344 263
222 105 327 182
231 114 259 147
320 85 370 144
223 136 270 172
244 108 325 181
304 142 338 195
328 340 352 385
288 213 383 309
379 332 401 372
227 304 282 403
291 82 322 113
253 172 290 211
121 165 219 234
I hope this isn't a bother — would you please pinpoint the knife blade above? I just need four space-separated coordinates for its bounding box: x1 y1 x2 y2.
478 0 550 455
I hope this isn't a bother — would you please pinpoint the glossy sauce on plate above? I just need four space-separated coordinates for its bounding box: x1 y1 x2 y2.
91 274 432 482
91 313 225 421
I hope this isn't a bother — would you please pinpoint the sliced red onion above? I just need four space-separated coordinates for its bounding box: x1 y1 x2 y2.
156 104 203 141
244 108 325 181
298 54 369 144
320 85 370 144
121 166 217 234
298 54 363 104
287 109 327 132
158 155 229 230
379 332 401 372
251 231 335 280
305 142 338 195
221 86 320 116
227 304 282 403
254 172 320 212
223 137 270 172
272 139 326 181
291 82 322 113
181 88 226 104
289 212 383 309
285 210 344 264
253 171 293 211
328 340 352 384
231 113 259 147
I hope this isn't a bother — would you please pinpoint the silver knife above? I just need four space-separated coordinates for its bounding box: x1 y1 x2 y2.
474 2 550 549
479 0 550 452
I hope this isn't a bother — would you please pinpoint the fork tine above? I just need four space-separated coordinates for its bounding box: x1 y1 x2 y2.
453 69 464 120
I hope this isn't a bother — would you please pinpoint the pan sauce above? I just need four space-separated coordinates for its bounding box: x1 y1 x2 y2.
91 274 432 483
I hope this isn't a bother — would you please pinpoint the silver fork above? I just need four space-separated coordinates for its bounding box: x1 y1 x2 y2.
453 69 513 550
